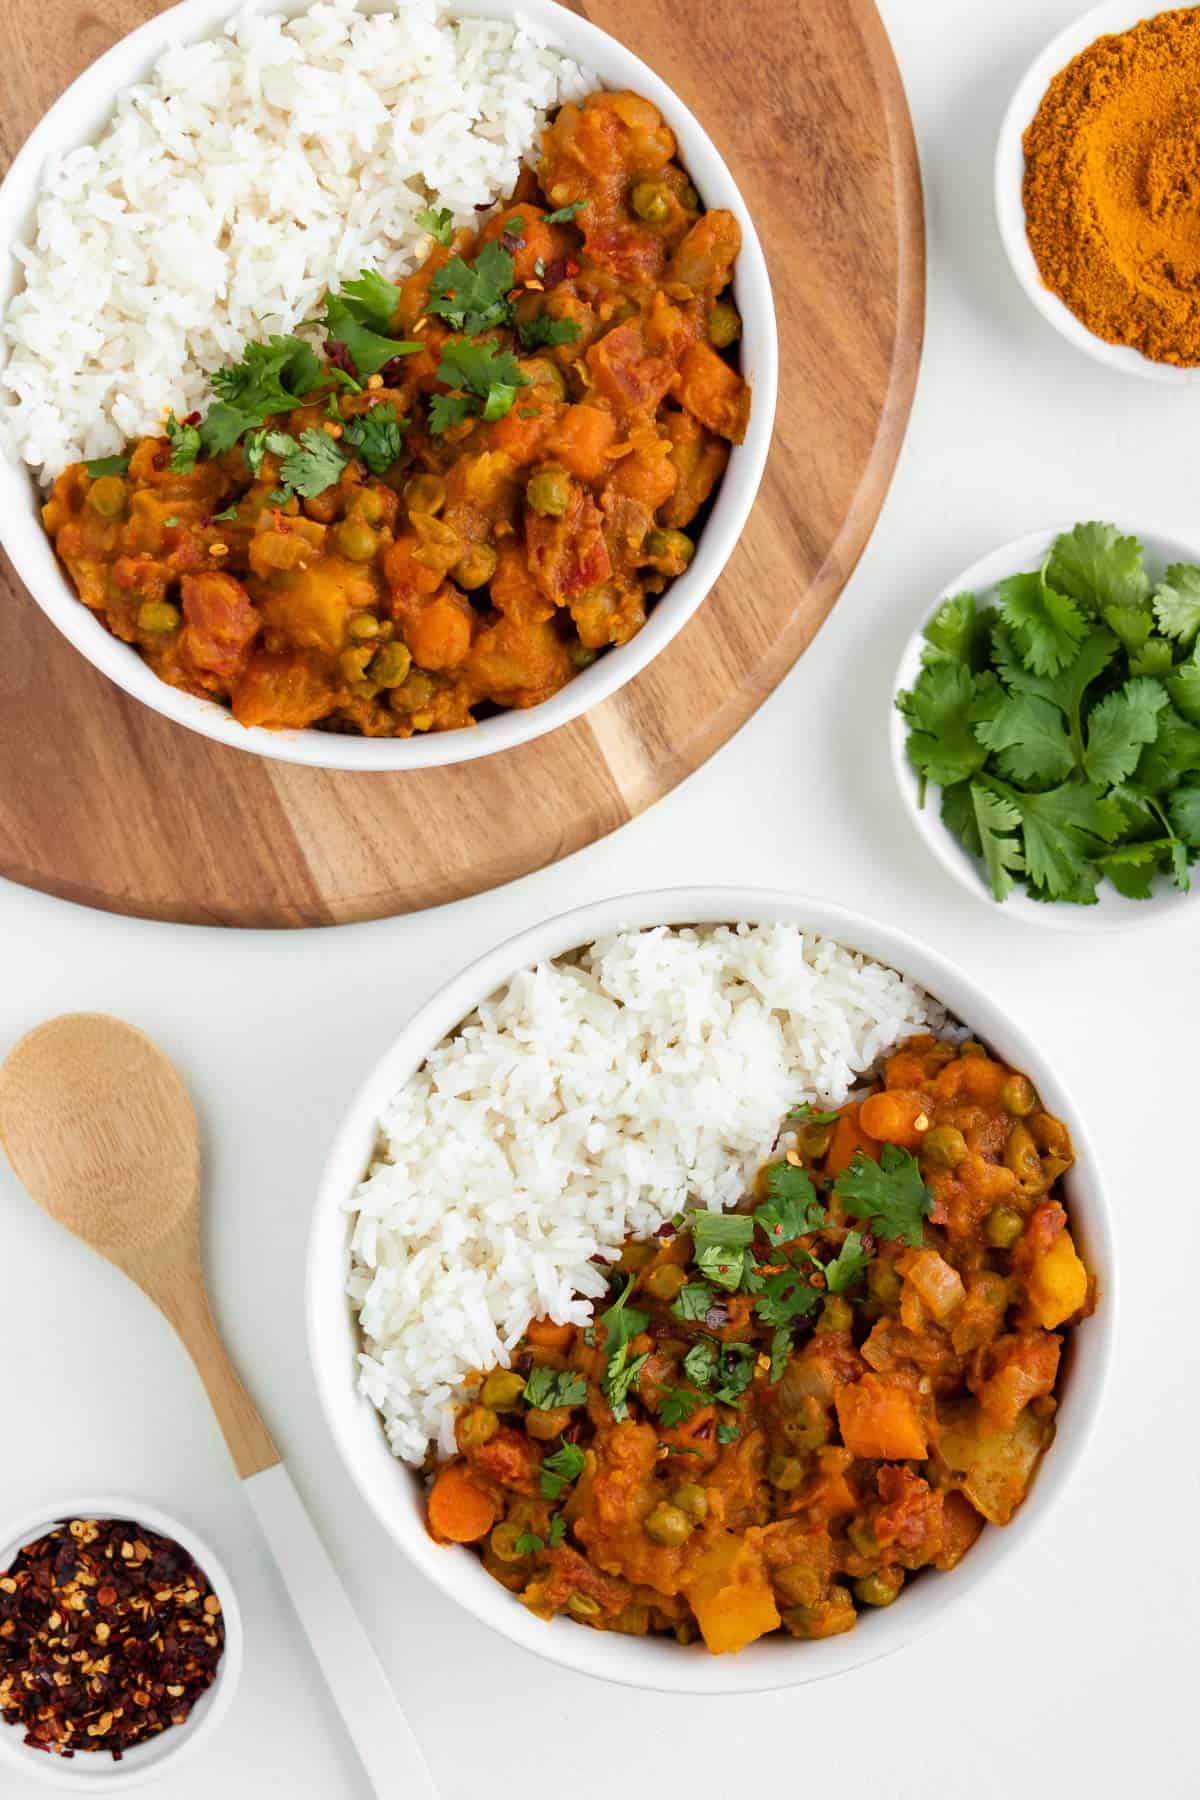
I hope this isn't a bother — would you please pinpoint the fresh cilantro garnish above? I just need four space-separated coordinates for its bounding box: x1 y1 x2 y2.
897 525 1200 905
716 1420 741 1444
657 1386 706 1428
690 1210 755 1291
162 515 181 528
514 1530 544 1555
431 338 529 432
542 199 587 224
165 412 201 473
84 454 130 478
682 1340 717 1387
768 1326 792 1383
754 1163 825 1245
670 1281 715 1322
548 1513 567 1548
416 206 455 246
429 240 516 335
787 1104 840 1125
342 403 408 475
833 1146 932 1248
596 1277 650 1421
322 273 422 379
200 336 324 455
753 1269 821 1329
523 1366 587 1411
211 503 240 523
539 1441 586 1499
818 1229 872 1295
679 1338 756 1406
517 313 583 351
276 428 347 499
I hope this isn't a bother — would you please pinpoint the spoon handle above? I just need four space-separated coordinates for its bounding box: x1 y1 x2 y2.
245 1464 437 1800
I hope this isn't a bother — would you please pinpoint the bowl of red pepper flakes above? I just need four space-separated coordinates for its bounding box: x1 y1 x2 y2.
0 1496 242 1790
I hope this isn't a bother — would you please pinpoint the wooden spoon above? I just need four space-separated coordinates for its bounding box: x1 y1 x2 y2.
0 1013 436 1799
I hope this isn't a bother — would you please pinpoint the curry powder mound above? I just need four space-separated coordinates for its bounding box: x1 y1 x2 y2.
1023 7 1200 366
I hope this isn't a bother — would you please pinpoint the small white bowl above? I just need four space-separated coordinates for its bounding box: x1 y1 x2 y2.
890 523 1200 931
995 1 1200 384
0 1497 243 1791
306 885 1116 1695
0 0 777 772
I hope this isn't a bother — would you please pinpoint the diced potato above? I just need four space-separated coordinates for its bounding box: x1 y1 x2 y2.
1026 1230 1088 1329
935 1398 1049 1526
899 1249 966 1323
835 1375 928 1460
684 1535 781 1654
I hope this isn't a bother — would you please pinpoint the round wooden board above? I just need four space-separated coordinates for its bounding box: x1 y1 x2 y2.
0 0 923 928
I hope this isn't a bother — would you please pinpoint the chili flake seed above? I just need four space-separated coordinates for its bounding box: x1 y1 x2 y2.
208 543 229 559
0 1519 224 1760
785 1149 802 1166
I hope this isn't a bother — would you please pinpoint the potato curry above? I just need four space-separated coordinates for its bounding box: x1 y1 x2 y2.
426 1035 1093 1653
41 91 749 737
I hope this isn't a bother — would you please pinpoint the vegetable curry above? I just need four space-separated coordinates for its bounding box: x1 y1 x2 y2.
426 1036 1093 1653
40 91 749 737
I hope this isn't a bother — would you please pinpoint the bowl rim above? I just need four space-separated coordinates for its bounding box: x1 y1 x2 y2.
0 0 778 772
994 0 1200 385
305 884 1117 1695
0 1494 243 1790
888 519 1200 931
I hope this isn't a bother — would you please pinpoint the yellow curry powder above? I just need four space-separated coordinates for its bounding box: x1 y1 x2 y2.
1023 7 1200 365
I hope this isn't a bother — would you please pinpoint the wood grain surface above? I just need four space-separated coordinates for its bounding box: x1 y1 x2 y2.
0 0 924 928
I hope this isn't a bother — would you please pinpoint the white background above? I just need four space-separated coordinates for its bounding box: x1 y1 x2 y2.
2 0 1197 1793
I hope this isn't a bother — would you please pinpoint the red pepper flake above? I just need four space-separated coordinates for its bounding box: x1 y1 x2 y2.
324 338 357 379
0 1519 225 1762
542 257 569 290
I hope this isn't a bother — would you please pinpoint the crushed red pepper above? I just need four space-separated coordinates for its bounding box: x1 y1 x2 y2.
0 1518 224 1760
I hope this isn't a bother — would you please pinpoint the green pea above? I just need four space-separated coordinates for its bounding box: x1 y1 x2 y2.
489 1522 528 1563
454 542 499 590
985 1206 1025 1250
335 519 379 562
369 641 414 688
645 1264 687 1302
526 465 572 517
644 528 694 571
137 600 181 633
867 1258 901 1306
922 1125 966 1169
768 1453 807 1492
707 299 742 349
347 612 381 641
457 1405 499 1450
798 1122 833 1160
671 1483 708 1521
817 1295 853 1334
854 1570 902 1607
480 1369 526 1411
339 646 374 685
1002 1075 1037 1117
631 180 671 223
644 1503 693 1547
87 475 128 519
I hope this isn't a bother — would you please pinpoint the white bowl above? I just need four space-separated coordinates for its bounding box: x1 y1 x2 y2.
0 1496 243 1791
995 1 1200 384
890 523 1199 931
306 885 1116 1695
0 0 776 772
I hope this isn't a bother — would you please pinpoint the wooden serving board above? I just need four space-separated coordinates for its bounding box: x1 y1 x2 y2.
0 0 923 928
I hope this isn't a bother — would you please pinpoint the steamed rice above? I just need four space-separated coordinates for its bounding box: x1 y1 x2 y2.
348 925 946 1465
0 0 591 482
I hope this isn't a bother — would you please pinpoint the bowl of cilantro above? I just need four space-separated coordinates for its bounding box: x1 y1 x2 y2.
891 522 1200 927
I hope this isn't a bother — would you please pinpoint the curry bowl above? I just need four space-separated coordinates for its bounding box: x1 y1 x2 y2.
306 886 1116 1694
995 0 1200 385
0 0 776 772
0 1495 242 1791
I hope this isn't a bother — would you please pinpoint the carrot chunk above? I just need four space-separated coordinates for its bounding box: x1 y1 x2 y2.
427 1461 497 1544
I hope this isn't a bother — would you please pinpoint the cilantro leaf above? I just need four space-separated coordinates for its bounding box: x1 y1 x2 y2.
199 335 325 455
1167 660 1200 725
539 1441 586 1499
523 1366 587 1412
84 454 129 478
432 338 529 431
819 1229 873 1295
833 1145 932 1248
341 402 408 475
754 1163 824 1245
997 570 1087 676
897 663 994 788
606 1352 648 1421
657 1387 706 1429
787 1104 840 1125
754 1270 821 1329
1154 564 1200 646
974 692 1076 785
322 274 422 379
429 240 516 335
548 1512 567 1548
941 780 984 860
1102 605 1154 654
1131 639 1175 678
1097 842 1164 899
596 1277 650 1420
211 503 239 523
920 591 991 671
416 206 455 246
1170 784 1200 847
277 427 347 498
428 392 478 433
711 1343 757 1405
542 199 587 224
1046 522 1149 613
683 1340 717 1388
716 1420 741 1445
1082 677 1168 786
513 1530 544 1555
1000 778 1123 901
971 782 1025 902
517 313 583 351
166 412 201 473
671 1282 716 1322
690 1210 755 1290
1135 707 1200 793
768 1326 792 1383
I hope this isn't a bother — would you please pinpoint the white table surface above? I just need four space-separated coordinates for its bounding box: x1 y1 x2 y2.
3 0 1197 1793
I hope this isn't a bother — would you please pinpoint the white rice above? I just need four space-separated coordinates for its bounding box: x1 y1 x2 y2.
348 925 946 1466
0 0 591 483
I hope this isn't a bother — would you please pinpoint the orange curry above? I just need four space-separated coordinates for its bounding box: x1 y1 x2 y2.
41 91 748 736
425 1035 1093 1653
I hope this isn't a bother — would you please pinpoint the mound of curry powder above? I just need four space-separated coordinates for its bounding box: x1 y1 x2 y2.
1023 7 1200 366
